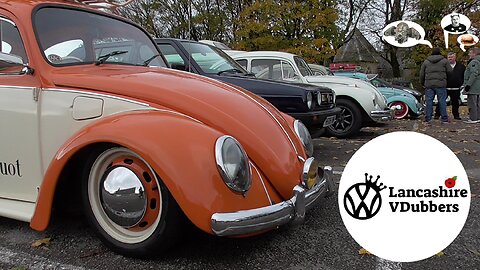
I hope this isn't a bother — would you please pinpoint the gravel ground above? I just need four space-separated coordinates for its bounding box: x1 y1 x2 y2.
0 111 479 270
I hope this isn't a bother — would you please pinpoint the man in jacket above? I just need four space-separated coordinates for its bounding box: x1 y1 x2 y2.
463 47 480 123
420 48 453 123
435 52 465 120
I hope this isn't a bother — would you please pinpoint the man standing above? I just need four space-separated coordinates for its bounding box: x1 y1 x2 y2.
463 48 480 123
435 52 465 120
420 47 453 123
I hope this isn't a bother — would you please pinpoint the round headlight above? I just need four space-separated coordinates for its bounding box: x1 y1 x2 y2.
294 120 314 157
306 92 313 109
215 136 252 193
317 91 322 106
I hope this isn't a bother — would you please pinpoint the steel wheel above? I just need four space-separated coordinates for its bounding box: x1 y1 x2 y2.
390 101 409 119
82 146 185 257
87 147 161 244
326 99 362 138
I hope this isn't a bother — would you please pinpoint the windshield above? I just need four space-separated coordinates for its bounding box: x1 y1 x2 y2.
34 7 165 67
180 42 247 75
371 78 392 88
294 56 314 76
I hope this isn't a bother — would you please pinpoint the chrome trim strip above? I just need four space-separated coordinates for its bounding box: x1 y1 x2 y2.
370 109 394 121
251 163 272 205
211 166 333 236
0 85 36 90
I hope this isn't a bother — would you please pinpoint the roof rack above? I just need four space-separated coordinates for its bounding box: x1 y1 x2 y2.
69 0 134 13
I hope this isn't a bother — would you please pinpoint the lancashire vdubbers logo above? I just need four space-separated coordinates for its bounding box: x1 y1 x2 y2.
343 173 387 220
388 176 468 213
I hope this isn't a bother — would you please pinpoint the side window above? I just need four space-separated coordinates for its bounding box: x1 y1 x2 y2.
0 17 28 65
158 44 185 66
251 59 282 80
281 61 296 79
236 59 247 70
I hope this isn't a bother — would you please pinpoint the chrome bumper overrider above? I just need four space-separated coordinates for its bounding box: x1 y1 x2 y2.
211 166 333 237
370 108 394 121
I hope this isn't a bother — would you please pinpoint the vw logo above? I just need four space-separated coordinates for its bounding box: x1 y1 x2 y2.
343 173 386 220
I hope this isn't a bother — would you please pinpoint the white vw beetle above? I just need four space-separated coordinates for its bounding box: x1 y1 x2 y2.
232 51 393 137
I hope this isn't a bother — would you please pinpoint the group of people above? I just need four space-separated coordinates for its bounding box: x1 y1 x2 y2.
420 47 480 124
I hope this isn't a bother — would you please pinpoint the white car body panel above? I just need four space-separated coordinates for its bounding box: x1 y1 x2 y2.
0 86 151 221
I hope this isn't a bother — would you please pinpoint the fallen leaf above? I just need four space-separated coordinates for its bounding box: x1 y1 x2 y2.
345 150 353 154
463 148 471 154
333 157 339 160
466 248 480 256
31 237 51 247
436 251 445 257
359 248 372 256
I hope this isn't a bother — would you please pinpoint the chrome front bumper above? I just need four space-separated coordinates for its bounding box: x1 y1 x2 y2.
370 108 394 122
211 166 333 237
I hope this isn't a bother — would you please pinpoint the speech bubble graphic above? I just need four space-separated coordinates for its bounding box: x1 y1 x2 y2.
457 34 479 52
441 13 471 48
382 20 432 48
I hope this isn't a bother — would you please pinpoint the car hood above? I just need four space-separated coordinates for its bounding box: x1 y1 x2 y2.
210 74 311 97
49 65 305 199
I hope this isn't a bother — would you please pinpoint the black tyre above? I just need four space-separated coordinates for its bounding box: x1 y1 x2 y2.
82 147 184 258
326 99 362 138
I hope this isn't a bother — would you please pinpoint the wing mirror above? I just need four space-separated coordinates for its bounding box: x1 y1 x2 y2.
170 62 187 71
0 52 33 75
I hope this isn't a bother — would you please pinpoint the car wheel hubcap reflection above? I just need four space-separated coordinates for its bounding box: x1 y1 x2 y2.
101 167 147 228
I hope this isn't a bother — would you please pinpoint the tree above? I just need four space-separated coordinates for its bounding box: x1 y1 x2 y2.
234 0 339 64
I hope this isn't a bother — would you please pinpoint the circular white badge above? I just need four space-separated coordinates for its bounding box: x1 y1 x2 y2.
338 131 470 262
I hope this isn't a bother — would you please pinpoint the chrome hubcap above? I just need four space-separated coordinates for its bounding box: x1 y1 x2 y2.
100 167 147 228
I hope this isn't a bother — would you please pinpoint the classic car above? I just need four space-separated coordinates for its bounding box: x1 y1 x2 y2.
334 72 424 119
0 0 334 257
155 38 341 132
231 51 394 137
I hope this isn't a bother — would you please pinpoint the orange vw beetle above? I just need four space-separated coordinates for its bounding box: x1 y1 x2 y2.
0 0 333 257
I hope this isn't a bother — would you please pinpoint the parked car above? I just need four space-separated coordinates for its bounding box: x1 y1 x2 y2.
155 38 341 131
334 72 424 119
0 0 334 258
231 51 394 137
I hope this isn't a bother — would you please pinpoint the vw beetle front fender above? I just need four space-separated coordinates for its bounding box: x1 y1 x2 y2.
31 111 275 233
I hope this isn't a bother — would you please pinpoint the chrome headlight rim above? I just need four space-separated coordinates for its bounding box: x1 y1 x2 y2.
306 91 313 109
294 120 314 157
215 135 252 194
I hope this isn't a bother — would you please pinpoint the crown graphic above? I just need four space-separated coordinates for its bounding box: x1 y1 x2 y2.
364 173 387 191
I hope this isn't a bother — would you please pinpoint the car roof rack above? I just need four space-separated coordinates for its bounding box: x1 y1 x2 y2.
69 0 134 13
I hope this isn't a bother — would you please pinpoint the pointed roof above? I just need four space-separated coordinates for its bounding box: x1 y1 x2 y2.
334 29 379 63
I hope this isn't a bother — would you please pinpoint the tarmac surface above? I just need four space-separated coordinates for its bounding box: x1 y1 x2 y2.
0 113 479 270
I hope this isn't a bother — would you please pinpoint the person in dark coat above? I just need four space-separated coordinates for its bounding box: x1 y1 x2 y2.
463 47 480 123
435 52 465 120
420 47 453 123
